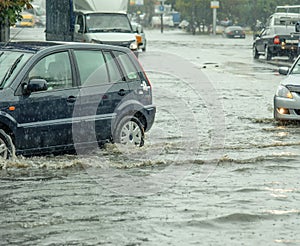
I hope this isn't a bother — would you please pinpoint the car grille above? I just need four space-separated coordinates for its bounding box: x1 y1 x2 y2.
93 40 134 48
294 109 300 115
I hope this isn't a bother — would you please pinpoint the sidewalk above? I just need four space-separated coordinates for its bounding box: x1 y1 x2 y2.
10 27 45 41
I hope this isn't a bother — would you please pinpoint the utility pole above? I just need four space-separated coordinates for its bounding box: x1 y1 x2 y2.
211 1 219 36
160 0 164 33
0 17 10 42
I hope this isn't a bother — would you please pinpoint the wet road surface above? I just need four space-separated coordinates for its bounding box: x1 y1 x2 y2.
1 28 300 245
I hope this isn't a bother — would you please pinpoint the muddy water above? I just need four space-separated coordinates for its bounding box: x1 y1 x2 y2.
1 29 300 245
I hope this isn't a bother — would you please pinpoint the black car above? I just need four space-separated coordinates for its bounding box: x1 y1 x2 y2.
0 41 156 159
223 26 246 39
253 13 300 61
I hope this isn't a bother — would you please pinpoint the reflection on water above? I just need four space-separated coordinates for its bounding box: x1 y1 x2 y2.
1 30 300 245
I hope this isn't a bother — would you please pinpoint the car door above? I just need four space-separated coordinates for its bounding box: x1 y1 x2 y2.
73 49 130 144
73 14 86 42
113 50 149 104
13 51 79 151
255 29 267 53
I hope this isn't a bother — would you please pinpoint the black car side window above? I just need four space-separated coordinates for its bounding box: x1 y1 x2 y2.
113 51 139 81
103 51 123 83
74 50 109 86
28 51 73 91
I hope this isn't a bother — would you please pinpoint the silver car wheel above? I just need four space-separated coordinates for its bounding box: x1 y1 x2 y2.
120 120 143 146
114 116 145 147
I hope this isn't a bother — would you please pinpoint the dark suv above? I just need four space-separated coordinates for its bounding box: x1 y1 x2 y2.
0 41 156 159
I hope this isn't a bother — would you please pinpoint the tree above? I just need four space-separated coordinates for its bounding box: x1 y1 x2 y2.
175 0 300 34
176 0 211 34
0 0 32 42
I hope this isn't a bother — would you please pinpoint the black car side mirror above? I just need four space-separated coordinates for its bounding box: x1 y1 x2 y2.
23 78 48 94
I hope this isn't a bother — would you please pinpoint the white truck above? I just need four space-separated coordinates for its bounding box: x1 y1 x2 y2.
45 0 141 52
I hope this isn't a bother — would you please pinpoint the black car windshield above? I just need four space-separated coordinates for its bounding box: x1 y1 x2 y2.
0 51 32 88
86 13 132 33
273 26 295 35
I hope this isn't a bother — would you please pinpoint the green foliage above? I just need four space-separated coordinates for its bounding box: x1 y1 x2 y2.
128 0 300 32
176 0 211 33
0 0 32 24
175 0 300 31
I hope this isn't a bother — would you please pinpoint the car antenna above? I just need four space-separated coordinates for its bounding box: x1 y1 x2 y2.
0 27 24 49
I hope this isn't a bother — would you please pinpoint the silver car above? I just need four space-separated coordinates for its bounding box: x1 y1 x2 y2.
274 56 300 121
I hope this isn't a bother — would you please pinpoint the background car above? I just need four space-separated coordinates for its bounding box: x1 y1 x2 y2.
274 56 300 121
15 12 35 27
223 26 246 38
131 22 147 51
253 12 300 61
0 41 156 159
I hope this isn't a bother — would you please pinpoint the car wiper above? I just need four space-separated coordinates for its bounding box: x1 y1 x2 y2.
88 28 106 33
106 28 131 33
0 54 24 87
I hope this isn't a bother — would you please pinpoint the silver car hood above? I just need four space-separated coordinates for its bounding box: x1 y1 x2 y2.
281 74 300 86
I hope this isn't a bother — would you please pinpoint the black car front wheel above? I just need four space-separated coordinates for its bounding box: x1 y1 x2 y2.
113 116 144 147
0 129 15 159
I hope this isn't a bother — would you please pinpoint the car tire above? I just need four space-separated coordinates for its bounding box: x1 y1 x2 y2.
0 129 15 159
265 46 272 61
142 41 146 52
113 116 144 147
253 46 259 59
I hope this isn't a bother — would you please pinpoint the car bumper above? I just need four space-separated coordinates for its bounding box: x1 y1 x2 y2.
274 94 300 120
271 45 299 56
143 105 156 132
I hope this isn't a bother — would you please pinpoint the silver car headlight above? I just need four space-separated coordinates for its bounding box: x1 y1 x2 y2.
276 85 293 99
130 41 138 50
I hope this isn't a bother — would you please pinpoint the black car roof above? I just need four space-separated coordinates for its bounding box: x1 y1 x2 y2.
0 41 64 53
0 41 130 53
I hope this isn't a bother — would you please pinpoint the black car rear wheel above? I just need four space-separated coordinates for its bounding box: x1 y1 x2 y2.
113 116 144 147
265 46 272 61
253 46 259 59
0 129 15 159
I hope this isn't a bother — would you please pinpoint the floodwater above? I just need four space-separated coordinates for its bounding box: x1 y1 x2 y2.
1 29 300 245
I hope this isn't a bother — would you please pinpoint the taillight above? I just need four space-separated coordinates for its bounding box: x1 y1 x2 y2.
274 36 280 44
133 53 152 89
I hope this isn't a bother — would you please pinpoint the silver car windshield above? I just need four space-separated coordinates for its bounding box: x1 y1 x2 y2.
291 59 300 74
0 51 32 89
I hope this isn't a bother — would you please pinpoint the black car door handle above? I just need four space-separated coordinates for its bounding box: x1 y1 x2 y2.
118 89 126 96
67 96 76 103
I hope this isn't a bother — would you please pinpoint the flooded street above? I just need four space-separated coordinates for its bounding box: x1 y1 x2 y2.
1 28 300 245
